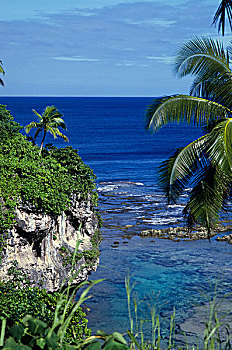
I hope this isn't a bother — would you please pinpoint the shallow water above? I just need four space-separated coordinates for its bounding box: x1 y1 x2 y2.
87 233 232 343
85 181 232 343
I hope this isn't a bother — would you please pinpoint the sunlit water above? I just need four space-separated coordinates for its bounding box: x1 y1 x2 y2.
86 180 232 345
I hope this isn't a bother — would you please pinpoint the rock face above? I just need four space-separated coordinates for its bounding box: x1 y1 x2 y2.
0 193 100 291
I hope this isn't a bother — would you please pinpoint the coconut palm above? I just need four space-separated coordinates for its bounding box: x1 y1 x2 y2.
0 60 5 86
25 106 68 154
212 0 232 36
146 37 232 237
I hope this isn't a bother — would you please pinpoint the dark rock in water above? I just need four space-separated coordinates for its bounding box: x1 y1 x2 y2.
113 241 119 244
217 234 232 243
0 193 100 291
140 223 232 241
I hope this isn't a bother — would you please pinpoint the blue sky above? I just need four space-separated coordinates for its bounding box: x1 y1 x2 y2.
1 0 230 96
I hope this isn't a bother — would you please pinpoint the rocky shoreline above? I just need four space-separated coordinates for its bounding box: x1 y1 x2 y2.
139 223 232 242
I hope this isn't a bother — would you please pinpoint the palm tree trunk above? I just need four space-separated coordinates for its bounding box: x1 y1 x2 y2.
39 128 47 155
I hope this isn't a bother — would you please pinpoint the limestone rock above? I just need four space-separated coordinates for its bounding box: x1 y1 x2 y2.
0 193 100 291
140 223 232 241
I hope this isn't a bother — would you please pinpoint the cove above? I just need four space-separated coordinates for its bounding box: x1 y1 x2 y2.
2 97 232 343
87 232 232 342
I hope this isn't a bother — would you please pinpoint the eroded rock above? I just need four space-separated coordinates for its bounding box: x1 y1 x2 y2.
0 193 100 291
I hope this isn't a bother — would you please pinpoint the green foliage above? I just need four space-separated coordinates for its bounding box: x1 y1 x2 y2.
1 273 232 349
0 263 91 345
59 230 102 268
0 105 99 260
44 145 98 206
0 317 129 350
25 106 69 153
146 37 232 236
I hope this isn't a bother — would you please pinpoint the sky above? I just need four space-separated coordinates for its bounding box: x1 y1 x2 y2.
1 0 231 96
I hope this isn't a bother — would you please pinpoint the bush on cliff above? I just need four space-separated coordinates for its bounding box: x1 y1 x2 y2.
0 263 91 345
0 105 101 343
0 104 98 260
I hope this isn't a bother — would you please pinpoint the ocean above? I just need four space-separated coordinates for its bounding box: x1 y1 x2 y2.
1 97 232 344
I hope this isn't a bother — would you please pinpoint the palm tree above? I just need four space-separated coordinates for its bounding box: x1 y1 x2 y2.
146 37 232 237
212 0 232 36
0 60 5 86
25 106 69 154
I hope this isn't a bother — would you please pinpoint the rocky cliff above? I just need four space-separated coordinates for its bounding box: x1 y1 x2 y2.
0 193 100 292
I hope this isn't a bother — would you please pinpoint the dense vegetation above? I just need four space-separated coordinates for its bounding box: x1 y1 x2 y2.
0 274 230 349
0 104 102 346
0 262 91 345
0 104 98 259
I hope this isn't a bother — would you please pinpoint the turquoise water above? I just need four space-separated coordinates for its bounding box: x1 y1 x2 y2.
1 97 232 343
86 232 232 340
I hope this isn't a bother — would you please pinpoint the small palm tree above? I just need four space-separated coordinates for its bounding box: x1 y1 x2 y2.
25 106 69 154
0 60 5 86
212 0 232 36
146 37 232 237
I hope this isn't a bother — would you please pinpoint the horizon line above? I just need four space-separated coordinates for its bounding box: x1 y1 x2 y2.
0 95 155 98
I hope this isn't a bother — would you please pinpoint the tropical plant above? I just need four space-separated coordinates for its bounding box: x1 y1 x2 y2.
0 105 99 261
0 261 91 344
212 0 232 36
2 274 232 349
146 37 232 237
0 60 5 86
25 106 69 154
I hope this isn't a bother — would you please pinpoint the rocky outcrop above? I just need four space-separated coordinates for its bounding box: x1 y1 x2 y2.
0 193 100 291
216 233 232 243
140 223 232 241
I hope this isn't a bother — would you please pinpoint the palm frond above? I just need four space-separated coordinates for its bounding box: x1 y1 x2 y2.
32 109 42 120
47 126 58 139
47 126 69 142
190 76 212 98
190 71 232 111
227 40 232 60
158 134 210 203
184 165 231 238
24 121 40 134
0 60 5 86
0 62 5 75
44 106 64 119
212 0 232 36
54 129 69 142
158 148 185 203
170 135 209 189
50 118 67 130
174 37 230 79
146 95 230 132
207 118 232 173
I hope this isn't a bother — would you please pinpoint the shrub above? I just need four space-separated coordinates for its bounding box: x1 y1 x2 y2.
0 262 91 344
0 105 100 261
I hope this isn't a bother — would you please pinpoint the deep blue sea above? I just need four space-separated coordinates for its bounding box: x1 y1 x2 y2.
1 97 232 344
